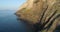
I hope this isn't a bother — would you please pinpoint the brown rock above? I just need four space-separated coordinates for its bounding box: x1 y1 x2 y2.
15 0 60 32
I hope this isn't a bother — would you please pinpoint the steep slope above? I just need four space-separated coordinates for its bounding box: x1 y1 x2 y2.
16 0 60 32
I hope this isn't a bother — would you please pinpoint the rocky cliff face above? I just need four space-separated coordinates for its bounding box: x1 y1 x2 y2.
16 0 45 24
16 0 60 32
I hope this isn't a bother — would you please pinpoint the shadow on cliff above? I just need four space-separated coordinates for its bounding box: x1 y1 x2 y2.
15 14 60 32
33 13 60 32
15 12 60 32
54 25 60 32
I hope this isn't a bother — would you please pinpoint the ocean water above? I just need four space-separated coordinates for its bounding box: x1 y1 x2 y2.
0 10 29 32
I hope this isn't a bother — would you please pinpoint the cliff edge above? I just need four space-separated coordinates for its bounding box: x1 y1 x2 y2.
15 0 60 32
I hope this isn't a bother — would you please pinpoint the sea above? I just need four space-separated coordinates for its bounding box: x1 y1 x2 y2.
0 10 30 32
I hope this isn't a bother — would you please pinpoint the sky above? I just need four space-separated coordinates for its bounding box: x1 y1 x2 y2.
0 0 26 10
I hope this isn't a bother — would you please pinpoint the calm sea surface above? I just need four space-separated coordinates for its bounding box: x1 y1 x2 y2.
0 10 29 32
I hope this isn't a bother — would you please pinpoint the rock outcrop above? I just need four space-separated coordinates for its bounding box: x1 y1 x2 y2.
15 0 60 32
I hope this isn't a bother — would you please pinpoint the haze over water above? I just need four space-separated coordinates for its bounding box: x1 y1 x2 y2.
0 0 29 32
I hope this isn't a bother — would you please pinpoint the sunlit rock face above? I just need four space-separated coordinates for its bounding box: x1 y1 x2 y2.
16 0 60 32
16 0 60 24
16 0 45 24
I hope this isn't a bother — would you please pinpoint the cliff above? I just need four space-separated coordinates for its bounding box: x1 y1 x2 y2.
15 0 60 32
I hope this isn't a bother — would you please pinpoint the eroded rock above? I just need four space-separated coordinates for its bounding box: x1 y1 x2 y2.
15 0 60 32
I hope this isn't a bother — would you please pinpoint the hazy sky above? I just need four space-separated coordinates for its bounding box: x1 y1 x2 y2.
0 0 26 10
